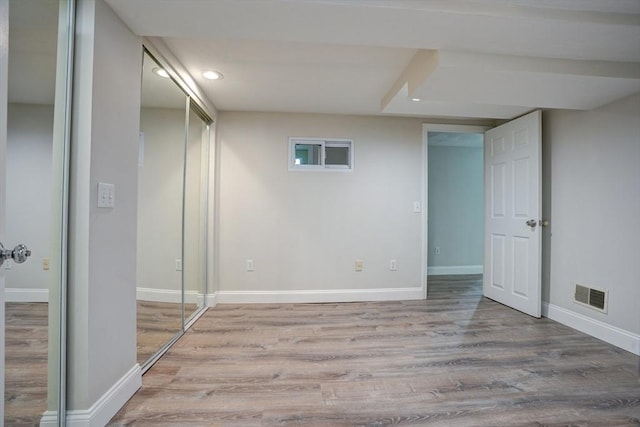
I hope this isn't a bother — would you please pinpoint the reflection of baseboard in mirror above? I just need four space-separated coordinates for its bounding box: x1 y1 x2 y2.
136 287 203 305
4 287 50 302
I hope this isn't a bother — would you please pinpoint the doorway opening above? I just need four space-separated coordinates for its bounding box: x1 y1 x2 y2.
423 125 489 298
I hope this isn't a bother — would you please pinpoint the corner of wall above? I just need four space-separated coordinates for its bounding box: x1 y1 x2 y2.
40 364 142 427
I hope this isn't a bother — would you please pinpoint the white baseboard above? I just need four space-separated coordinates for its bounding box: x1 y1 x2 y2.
40 364 142 427
427 265 483 276
5 288 49 303
216 286 425 304
205 292 218 308
542 302 640 356
136 287 203 305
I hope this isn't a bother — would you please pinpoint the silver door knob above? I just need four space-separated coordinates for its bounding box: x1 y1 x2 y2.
12 244 32 263
526 219 537 230
0 241 32 267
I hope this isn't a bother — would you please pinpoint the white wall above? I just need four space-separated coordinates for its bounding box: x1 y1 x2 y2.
67 0 141 420
543 92 640 349
427 145 483 273
217 112 425 302
5 103 53 296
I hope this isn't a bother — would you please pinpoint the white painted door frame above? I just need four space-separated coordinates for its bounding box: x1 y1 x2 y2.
422 123 491 297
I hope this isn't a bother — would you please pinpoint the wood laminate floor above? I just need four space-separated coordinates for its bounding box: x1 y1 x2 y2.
109 275 640 426
4 302 48 426
3 300 196 426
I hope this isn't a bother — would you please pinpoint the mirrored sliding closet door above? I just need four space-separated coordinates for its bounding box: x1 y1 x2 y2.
3 0 75 424
136 49 210 370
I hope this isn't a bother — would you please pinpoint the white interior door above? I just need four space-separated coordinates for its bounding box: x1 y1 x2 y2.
483 110 542 317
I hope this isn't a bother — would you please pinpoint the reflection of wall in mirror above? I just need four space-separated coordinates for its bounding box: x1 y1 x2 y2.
137 107 185 301
5 103 54 301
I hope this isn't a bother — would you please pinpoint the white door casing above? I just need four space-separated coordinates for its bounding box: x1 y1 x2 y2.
483 110 542 317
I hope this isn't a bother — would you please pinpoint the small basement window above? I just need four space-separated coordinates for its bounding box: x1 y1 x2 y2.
289 137 353 171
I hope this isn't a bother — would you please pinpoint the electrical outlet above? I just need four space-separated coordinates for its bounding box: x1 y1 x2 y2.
175 259 182 271
355 259 363 272
389 259 397 271
435 247 441 255
4 259 12 270
42 258 50 270
246 259 254 271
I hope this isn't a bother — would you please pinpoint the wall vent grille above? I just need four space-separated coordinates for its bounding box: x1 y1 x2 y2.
574 284 608 313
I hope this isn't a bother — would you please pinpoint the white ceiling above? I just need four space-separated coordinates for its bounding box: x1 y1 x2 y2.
9 0 640 120
7 0 59 105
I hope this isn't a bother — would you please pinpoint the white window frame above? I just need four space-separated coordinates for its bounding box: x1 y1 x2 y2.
288 137 354 172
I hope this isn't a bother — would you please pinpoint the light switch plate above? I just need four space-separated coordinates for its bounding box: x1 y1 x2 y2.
98 182 115 208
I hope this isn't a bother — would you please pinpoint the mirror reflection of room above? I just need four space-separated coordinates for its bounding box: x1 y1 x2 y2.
136 51 188 365
136 50 210 367
183 102 209 323
4 0 68 425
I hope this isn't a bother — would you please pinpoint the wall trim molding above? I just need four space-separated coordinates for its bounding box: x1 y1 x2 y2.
205 292 218 308
4 287 49 303
427 265 483 276
542 302 640 356
40 364 141 427
136 287 203 305
215 286 425 304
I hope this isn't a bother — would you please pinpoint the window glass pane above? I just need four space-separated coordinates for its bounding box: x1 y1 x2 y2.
325 146 350 166
295 143 322 165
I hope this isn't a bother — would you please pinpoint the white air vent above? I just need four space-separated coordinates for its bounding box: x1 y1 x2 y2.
574 284 608 313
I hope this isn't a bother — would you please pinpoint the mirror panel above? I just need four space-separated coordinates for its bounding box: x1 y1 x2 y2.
184 103 208 322
4 0 73 424
136 51 187 365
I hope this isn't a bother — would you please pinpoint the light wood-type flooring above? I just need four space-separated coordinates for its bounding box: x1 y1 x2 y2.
4 300 194 426
4 302 48 426
109 275 640 426
137 301 198 364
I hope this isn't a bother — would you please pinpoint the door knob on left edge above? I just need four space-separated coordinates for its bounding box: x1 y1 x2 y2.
525 219 537 230
12 244 32 263
0 241 32 267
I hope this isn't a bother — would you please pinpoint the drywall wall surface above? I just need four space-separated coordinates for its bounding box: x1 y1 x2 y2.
5 103 53 292
543 92 640 335
217 112 425 295
67 0 141 410
427 145 483 268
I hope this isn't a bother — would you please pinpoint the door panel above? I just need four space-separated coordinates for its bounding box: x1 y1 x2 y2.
484 110 542 317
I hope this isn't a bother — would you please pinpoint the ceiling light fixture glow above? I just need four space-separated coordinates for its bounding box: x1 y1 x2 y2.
202 70 223 80
411 97 421 102
152 67 170 78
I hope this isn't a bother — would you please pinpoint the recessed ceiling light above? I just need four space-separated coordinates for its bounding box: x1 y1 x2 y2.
411 97 421 102
202 70 223 80
152 67 170 78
